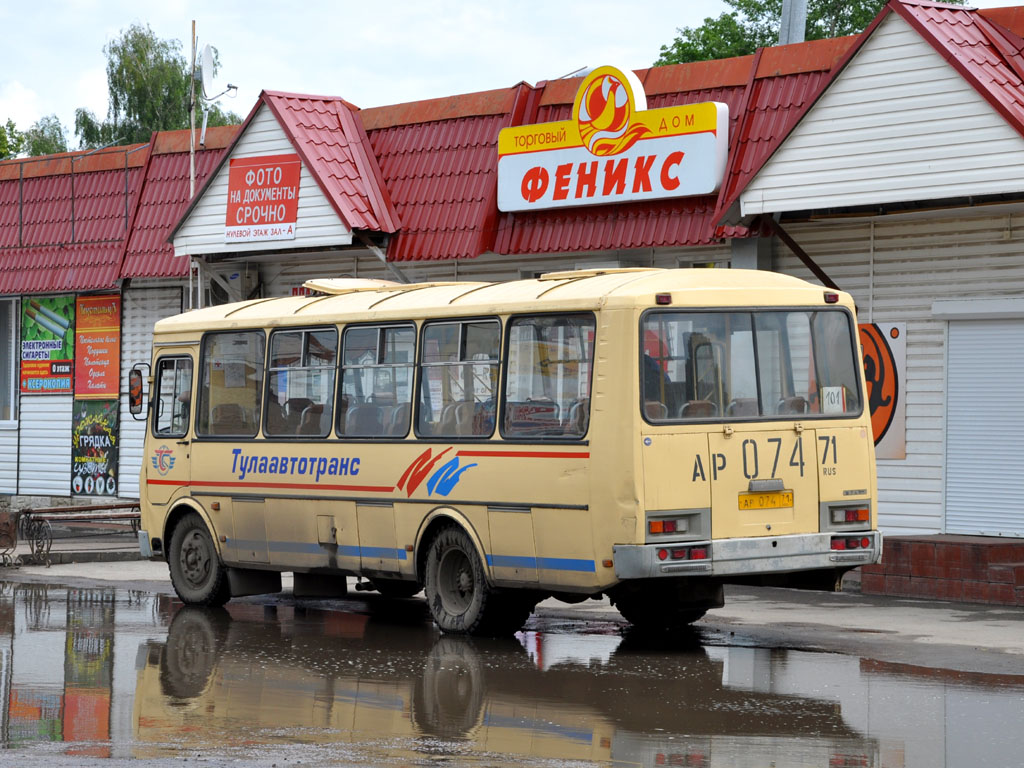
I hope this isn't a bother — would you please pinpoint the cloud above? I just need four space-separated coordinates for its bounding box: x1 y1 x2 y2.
0 81 42 127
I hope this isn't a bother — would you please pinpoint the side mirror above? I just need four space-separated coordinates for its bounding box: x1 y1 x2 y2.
129 369 145 415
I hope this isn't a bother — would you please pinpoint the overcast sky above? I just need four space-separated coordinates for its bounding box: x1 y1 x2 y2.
3 0 1022 148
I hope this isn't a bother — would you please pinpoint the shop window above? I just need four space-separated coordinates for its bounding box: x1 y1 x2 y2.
338 325 415 437
417 320 499 438
502 314 595 438
265 327 337 438
196 331 266 437
0 300 16 423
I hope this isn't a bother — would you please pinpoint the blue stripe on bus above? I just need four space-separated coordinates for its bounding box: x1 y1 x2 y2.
230 539 407 561
486 554 596 573
230 540 588 570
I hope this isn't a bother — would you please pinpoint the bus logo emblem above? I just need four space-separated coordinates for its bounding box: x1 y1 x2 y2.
152 446 175 475
397 447 477 498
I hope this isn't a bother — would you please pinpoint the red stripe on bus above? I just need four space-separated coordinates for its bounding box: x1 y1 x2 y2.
456 450 590 459
147 479 394 492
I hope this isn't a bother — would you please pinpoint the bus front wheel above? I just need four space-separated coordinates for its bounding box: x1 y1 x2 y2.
168 512 231 607
424 525 529 636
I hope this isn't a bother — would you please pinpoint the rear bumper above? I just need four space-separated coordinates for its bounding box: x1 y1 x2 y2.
613 531 882 580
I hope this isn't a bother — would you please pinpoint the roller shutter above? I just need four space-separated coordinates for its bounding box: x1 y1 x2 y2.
945 319 1024 536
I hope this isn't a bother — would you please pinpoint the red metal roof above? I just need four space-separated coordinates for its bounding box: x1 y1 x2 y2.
262 91 400 234
119 126 237 279
0 145 146 294
365 87 525 262
713 38 856 225
716 1 1024 224
897 0 1024 135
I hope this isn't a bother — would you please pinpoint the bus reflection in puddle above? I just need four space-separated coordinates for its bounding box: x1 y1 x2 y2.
132 602 878 766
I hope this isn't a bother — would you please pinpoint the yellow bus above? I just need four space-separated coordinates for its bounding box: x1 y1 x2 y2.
130 268 880 635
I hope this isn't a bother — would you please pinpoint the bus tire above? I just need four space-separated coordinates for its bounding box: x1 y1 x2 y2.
424 525 518 636
169 512 231 607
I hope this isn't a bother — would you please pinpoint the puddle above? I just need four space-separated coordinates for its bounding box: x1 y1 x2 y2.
0 582 1022 766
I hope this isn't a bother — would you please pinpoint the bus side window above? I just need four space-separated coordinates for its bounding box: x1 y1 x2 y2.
339 324 415 437
196 331 265 438
153 357 193 437
418 320 499 438
265 327 337 438
503 314 595 438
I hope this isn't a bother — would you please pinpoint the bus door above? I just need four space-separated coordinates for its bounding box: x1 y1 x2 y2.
707 426 818 540
146 353 194 506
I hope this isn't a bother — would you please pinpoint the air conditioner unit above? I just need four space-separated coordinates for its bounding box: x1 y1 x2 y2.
207 264 259 305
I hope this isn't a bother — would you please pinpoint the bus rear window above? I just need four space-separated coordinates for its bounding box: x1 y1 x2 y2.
641 309 862 422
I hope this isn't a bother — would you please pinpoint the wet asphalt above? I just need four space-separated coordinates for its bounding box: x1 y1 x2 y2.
0 560 1021 767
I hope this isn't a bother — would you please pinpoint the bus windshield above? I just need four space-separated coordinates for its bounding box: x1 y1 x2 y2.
641 309 862 422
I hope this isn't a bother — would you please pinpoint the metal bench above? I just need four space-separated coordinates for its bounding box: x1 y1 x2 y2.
16 501 141 566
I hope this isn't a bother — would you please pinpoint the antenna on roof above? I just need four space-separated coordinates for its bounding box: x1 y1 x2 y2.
196 43 238 147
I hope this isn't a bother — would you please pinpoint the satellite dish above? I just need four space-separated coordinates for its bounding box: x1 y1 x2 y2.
200 44 215 100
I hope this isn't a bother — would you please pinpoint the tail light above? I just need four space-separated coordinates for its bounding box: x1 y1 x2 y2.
831 508 869 524
659 546 708 561
649 518 687 535
831 536 873 551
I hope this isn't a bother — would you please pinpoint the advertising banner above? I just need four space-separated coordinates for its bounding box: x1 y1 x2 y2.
497 66 728 212
224 154 301 243
71 399 119 497
74 294 121 399
20 294 75 394
859 322 907 460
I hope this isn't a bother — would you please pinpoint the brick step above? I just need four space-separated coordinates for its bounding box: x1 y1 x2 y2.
860 572 1024 606
987 562 1024 587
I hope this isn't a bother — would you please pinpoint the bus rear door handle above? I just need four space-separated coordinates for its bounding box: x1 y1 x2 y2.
176 440 190 446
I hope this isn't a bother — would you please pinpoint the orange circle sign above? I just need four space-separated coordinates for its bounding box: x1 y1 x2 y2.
859 324 899 444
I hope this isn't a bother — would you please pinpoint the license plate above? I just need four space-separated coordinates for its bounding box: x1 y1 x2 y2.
738 491 794 510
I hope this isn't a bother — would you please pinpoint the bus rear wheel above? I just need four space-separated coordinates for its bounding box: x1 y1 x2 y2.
424 525 529 636
169 512 230 607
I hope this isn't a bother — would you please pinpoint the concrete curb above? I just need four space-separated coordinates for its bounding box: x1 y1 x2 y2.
13 550 142 566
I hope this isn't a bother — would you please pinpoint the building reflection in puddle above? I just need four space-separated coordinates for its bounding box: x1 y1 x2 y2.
0 583 1021 766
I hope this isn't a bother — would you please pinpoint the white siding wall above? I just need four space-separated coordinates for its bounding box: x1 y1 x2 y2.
742 14 1024 216
0 428 16 494
119 286 184 499
173 104 352 256
17 395 72 496
774 211 1024 535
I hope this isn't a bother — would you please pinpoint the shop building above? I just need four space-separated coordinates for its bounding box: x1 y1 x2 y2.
0 128 234 503
2 0 1023 602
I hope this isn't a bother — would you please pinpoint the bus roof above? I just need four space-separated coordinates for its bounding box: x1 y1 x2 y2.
153 268 854 334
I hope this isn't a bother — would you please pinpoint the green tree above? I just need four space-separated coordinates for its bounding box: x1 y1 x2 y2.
656 0 964 65
0 118 23 159
75 22 241 148
22 115 69 156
